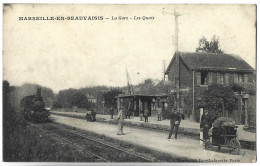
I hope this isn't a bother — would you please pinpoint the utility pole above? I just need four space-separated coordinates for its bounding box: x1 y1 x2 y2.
162 9 182 53
126 68 134 94
162 60 166 81
162 9 182 110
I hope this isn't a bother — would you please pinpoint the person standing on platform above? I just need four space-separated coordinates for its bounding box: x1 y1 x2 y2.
117 108 125 135
200 109 212 140
168 108 182 140
144 105 149 122
157 108 162 121
90 109 96 122
109 107 114 119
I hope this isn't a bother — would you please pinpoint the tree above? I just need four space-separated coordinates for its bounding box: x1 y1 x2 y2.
71 92 91 108
144 78 153 84
103 89 122 108
3 80 27 161
196 35 224 54
201 84 236 117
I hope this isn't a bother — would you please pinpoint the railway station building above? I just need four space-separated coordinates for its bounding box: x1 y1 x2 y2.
165 52 255 125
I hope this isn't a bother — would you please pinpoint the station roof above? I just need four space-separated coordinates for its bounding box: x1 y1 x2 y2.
165 52 254 74
115 93 167 98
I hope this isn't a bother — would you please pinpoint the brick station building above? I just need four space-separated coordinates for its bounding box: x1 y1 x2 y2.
165 52 255 125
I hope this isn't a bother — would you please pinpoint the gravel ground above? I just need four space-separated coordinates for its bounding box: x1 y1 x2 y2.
51 111 256 142
50 114 256 163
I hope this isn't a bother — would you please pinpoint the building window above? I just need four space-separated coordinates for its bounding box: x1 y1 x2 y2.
238 74 244 83
197 71 208 85
217 73 224 84
234 73 238 83
201 71 208 85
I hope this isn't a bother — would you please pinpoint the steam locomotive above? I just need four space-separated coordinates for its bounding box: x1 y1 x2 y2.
20 88 50 122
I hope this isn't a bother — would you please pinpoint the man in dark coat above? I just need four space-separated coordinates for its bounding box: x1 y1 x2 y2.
200 109 213 140
90 109 96 122
168 108 182 140
109 107 114 119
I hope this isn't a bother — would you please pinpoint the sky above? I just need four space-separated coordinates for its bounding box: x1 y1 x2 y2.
3 4 256 93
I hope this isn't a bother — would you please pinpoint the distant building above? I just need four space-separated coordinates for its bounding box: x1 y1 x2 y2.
165 52 255 125
86 94 97 104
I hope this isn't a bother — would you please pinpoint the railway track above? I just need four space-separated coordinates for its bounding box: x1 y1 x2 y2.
39 126 109 162
38 123 154 162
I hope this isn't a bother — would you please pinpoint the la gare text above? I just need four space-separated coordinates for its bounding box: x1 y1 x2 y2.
111 16 155 20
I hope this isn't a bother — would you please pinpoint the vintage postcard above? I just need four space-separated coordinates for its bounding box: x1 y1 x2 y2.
2 4 256 163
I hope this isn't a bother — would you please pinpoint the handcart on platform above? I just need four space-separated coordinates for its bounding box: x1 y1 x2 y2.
201 117 241 155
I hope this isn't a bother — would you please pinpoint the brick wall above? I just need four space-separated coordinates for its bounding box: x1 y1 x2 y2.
179 59 193 88
168 59 176 83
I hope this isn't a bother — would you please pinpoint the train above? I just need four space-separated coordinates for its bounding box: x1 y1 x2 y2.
20 88 50 122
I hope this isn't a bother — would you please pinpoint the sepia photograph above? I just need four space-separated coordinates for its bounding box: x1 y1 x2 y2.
2 3 257 163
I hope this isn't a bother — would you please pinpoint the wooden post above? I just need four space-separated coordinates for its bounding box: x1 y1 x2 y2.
245 99 249 127
222 99 225 117
117 98 120 112
240 93 243 123
139 98 143 121
200 108 203 145
191 70 195 121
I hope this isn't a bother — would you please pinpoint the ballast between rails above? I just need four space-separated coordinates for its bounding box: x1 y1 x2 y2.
40 126 110 162
46 123 153 162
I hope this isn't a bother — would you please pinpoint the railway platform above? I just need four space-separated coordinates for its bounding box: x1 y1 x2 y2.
50 111 256 147
49 114 256 162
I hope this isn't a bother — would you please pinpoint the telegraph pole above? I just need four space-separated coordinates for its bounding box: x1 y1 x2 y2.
174 10 181 52
162 60 166 81
162 9 182 53
162 9 182 109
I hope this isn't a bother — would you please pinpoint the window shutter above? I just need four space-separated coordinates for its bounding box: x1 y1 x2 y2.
244 74 248 84
217 73 220 84
225 73 229 85
196 72 201 85
181 97 184 108
208 72 213 84
220 74 224 84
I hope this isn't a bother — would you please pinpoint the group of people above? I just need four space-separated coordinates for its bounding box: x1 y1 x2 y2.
116 107 215 142
116 107 184 139
85 109 96 122
89 105 214 141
